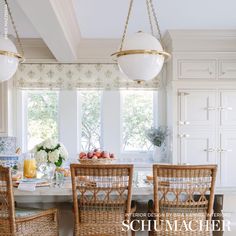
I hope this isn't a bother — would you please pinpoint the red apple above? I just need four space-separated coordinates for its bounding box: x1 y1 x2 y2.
87 152 93 159
103 151 110 159
79 152 87 159
95 151 102 158
110 153 115 159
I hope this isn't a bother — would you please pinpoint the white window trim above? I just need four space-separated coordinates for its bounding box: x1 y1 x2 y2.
119 91 158 161
16 90 27 152
16 90 61 153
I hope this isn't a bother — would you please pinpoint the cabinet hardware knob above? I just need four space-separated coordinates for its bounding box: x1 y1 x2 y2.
217 149 232 152
222 71 226 75
205 107 217 110
218 107 233 111
179 134 190 138
204 148 215 152
209 72 213 75
178 121 190 125
178 92 190 96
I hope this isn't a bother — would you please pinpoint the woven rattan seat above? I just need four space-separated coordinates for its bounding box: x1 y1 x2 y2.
15 207 46 218
70 164 135 236
149 164 217 236
0 166 59 236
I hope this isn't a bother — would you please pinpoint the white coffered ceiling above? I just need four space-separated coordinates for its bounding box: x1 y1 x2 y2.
5 0 236 62
7 0 39 38
74 0 236 38
10 0 236 39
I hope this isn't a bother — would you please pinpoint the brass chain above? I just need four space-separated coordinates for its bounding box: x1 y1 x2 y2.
119 0 163 52
4 2 8 38
0 0 5 36
146 0 154 36
120 0 134 51
149 0 163 44
4 0 24 57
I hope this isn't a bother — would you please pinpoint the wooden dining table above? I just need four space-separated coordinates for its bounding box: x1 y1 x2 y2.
13 175 232 203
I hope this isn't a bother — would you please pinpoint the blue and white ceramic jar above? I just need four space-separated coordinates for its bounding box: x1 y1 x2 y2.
0 137 17 155
0 137 18 168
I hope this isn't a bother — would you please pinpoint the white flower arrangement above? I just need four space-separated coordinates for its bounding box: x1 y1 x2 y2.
32 139 68 167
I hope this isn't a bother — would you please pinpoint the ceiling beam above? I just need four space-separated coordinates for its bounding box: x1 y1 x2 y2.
16 0 81 62
77 39 119 63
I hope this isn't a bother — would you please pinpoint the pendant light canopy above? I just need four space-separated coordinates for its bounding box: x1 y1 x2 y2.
112 0 170 83
0 0 23 82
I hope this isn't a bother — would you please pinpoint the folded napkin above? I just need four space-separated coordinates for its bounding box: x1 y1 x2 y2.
18 182 36 191
17 179 47 191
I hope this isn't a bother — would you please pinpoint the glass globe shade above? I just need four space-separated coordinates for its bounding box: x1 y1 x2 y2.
0 37 19 82
117 32 165 82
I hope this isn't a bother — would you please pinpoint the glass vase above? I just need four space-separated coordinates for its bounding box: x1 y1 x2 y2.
39 163 56 183
153 143 168 163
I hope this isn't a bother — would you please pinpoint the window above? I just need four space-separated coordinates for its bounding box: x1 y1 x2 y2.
80 91 102 151
20 89 157 159
122 91 154 152
26 91 59 150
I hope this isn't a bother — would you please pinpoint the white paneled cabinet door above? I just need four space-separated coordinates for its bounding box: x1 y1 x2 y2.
178 90 216 127
179 129 217 165
219 131 236 186
219 60 236 79
220 90 236 127
178 60 216 79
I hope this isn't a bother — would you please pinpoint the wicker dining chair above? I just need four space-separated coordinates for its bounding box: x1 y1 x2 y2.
0 166 59 236
148 164 217 236
70 164 135 236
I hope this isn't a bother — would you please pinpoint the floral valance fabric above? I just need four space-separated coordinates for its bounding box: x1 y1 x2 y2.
14 63 161 90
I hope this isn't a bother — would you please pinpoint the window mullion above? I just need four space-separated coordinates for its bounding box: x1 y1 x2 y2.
102 91 121 156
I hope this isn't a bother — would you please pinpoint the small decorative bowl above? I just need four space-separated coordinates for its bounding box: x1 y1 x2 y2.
79 158 115 165
0 155 19 168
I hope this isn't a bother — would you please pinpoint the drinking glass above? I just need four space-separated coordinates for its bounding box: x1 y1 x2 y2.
23 153 37 178
55 171 64 188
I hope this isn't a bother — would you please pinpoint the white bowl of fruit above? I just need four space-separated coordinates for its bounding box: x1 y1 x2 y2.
78 149 115 164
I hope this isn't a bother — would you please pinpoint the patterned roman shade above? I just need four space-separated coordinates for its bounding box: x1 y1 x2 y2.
14 63 161 90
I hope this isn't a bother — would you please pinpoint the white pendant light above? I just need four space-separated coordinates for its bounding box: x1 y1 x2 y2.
0 0 23 82
0 37 19 81
112 0 170 83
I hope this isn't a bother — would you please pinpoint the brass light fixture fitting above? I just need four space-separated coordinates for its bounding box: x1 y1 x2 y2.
112 0 171 83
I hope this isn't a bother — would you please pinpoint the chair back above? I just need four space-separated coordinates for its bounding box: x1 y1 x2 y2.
70 164 133 227
0 166 16 235
152 165 217 232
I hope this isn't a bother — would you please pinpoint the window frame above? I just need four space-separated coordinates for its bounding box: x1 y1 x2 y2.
17 89 158 161
17 90 60 152
120 90 158 154
78 90 103 152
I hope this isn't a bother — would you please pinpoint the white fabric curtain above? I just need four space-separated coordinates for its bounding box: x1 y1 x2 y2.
14 63 161 90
